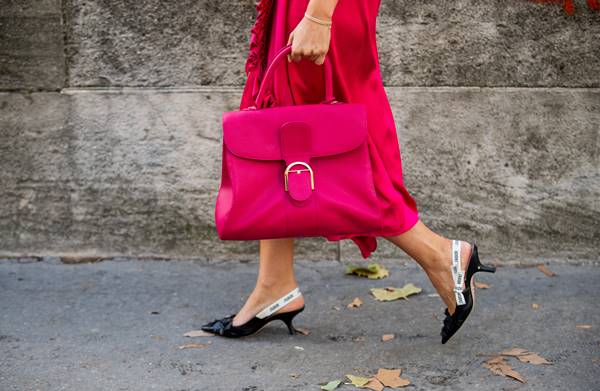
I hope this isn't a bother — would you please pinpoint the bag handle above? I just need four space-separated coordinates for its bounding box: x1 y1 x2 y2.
255 44 334 109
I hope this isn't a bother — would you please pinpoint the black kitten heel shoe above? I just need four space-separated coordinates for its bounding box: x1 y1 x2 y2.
200 287 305 338
440 240 496 344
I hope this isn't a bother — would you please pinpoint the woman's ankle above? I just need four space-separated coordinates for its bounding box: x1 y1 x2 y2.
421 238 452 274
256 279 298 293
429 238 471 274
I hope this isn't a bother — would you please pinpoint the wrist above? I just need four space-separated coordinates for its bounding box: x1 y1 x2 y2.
306 0 335 21
304 12 332 28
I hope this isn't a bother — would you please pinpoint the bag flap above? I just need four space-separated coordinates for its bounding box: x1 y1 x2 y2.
222 103 367 161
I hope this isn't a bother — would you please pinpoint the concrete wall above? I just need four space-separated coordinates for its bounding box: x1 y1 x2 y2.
1 0 599 263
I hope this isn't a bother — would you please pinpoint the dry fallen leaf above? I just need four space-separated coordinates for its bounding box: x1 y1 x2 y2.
381 334 395 342
500 348 529 357
500 348 552 365
371 283 422 301
537 264 556 277
364 378 384 391
576 324 592 329
475 282 490 289
183 330 215 337
178 342 210 350
346 374 370 388
347 297 363 309
518 353 552 365
295 327 310 336
346 263 390 279
320 380 342 390
345 369 409 390
375 368 411 388
532 303 540 310
483 356 526 383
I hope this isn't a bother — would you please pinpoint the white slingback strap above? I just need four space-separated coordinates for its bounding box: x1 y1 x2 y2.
255 287 302 319
452 239 466 306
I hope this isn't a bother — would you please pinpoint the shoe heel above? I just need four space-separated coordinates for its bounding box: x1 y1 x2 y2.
471 244 496 274
278 308 304 335
477 263 496 273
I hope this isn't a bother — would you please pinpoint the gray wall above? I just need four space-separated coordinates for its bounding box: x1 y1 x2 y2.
1 0 599 263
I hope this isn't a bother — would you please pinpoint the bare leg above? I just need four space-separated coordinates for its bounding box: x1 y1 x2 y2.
382 219 472 315
232 238 305 326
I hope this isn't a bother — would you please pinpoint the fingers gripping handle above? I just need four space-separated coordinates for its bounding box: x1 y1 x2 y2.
255 44 334 109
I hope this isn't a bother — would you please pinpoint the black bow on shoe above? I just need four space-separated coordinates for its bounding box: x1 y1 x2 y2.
201 314 236 335
441 306 470 343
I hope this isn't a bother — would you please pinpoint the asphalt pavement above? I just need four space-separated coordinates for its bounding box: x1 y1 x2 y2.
1 257 599 391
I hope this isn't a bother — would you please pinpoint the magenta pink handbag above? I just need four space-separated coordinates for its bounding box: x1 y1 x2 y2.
215 44 382 240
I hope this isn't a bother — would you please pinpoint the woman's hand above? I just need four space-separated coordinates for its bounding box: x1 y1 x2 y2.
287 0 338 65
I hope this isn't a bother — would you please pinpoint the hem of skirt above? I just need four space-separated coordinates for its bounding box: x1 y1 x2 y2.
325 212 420 260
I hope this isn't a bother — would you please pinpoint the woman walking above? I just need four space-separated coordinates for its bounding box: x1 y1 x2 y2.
202 0 496 344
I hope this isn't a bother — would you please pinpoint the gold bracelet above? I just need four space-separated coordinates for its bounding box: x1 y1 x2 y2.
304 12 332 28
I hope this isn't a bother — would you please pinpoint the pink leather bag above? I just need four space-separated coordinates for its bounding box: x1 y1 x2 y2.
215 44 382 240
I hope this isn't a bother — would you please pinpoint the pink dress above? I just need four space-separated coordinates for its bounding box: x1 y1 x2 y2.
240 0 420 259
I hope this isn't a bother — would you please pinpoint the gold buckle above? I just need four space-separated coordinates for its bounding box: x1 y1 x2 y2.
284 161 314 191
